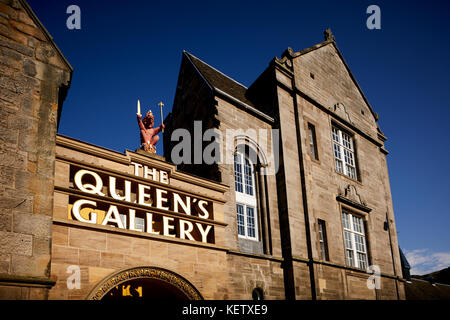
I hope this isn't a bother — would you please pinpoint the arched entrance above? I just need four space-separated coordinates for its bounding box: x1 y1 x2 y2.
86 266 203 300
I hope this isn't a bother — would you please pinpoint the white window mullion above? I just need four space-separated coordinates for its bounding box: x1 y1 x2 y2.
348 214 356 267
340 144 348 177
235 151 259 242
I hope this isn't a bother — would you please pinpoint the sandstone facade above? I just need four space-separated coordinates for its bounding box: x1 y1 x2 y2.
0 0 405 300
0 0 72 299
164 32 405 300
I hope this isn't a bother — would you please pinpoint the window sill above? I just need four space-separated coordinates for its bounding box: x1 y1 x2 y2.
309 156 321 165
334 170 363 186
238 235 259 242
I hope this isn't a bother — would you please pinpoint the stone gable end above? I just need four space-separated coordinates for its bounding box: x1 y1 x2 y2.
293 43 378 137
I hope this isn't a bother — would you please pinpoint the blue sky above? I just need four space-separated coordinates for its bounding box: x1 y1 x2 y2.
27 0 450 275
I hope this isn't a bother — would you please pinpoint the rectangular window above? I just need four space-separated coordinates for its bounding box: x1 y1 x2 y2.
308 123 319 160
342 211 368 269
135 217 145 232
332 126 357 180
234 152 258 241
236 203 258 240
246 206 256 238
236 204 246 236
244 159 254 195
318 219 329 261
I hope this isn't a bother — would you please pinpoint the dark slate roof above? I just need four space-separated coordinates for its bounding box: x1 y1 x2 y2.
183 51 255 107
399 247 411 269
405 279 450 300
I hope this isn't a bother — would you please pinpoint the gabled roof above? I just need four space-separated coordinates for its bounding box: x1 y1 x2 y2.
183 51 254 107
183 51 274 122
182 30 383 131
277 31 379 123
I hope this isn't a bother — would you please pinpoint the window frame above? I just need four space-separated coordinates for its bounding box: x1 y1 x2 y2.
341 210 369 269
234 151 259 241
331 125 358 180
317 219 329 261
308 122 319 160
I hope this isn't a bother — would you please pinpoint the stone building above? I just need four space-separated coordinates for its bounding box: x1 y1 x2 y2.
0 0 405 300
163 30 405 299
0 0 72 299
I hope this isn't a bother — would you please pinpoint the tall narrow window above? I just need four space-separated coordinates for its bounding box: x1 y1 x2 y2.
234 151 258 240
332 126 357 179
308 123 319 160
318 219 329 261
342 211 368 269
234 154 243 193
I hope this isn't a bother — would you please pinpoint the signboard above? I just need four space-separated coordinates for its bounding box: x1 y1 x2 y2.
66 161 215 243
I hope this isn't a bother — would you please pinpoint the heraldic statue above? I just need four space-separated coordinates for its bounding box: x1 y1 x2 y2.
137 102 165 153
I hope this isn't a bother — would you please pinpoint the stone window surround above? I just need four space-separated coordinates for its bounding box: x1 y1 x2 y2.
330 120 362 183
234 151 258 241
338 203 372 270
233 140 272 255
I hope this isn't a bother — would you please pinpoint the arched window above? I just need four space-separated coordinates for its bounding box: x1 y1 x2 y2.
234 151 258 240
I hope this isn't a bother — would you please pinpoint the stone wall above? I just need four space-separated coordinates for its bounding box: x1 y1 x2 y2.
0 0 72 299
273 40 405 299
49 135 286 300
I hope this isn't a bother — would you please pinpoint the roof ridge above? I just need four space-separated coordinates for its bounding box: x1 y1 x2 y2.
183 50 214 91
183 50 248 90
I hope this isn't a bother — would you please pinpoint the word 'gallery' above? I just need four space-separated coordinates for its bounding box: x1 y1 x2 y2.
0 0 406 300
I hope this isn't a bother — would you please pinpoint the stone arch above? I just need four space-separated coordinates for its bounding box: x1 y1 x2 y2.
86 266 203 300
234 134 268 168
233 135 272 255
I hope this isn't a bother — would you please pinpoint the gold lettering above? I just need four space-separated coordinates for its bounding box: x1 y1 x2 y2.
156 189 169 210
163 216 176 237
102 205 125 229
135 286 143 297
173 193 190 215
72 199 97 224
74 169 105 196
122 285 132 297
109 176 131 202
196 223 212 243
179 220 195 241
138 184 152 207
144 166 157 181
160 170 169 184
130 162 142 176
197 200 209 219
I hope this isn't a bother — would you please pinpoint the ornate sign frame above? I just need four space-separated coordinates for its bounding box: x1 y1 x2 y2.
86 266 203 300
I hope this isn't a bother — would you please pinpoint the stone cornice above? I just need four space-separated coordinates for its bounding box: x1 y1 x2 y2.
56 134 229 194
53 217 228 251
336 195 372 213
